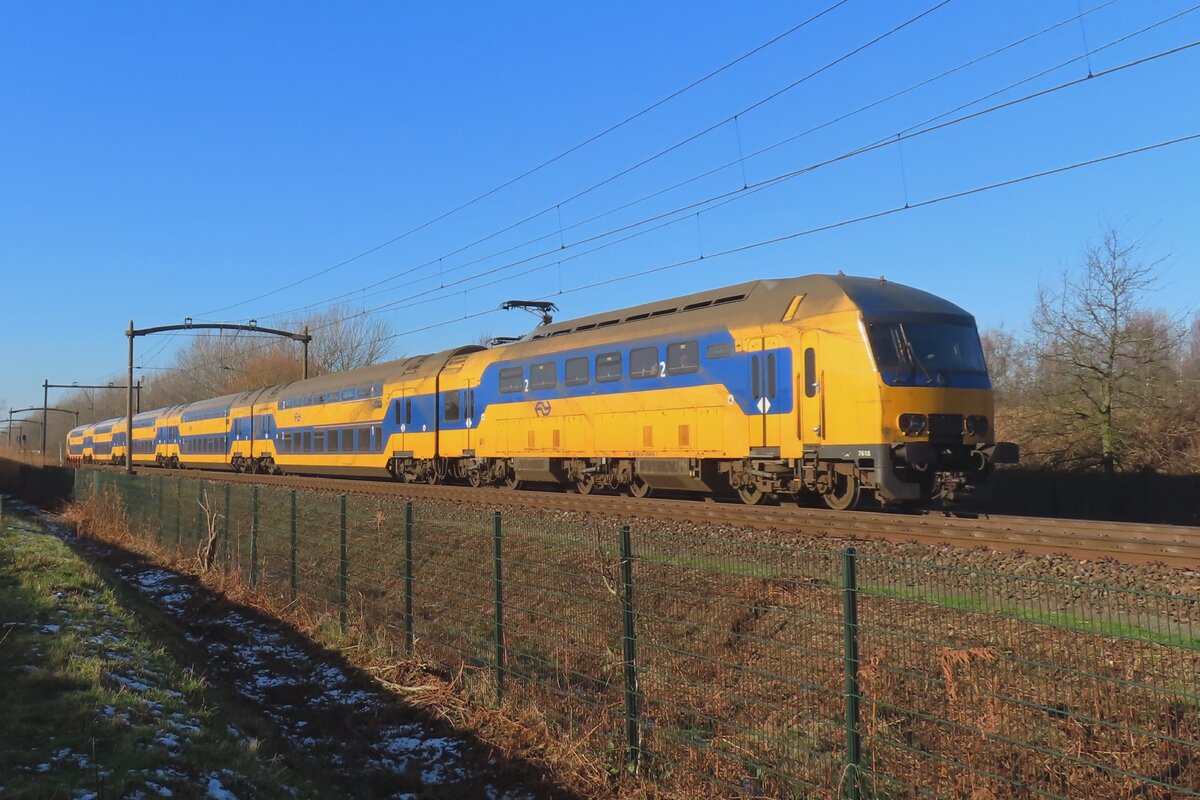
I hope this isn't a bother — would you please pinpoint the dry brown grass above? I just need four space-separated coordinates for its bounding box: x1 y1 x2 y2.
62 487 666 799
61 480 1200 799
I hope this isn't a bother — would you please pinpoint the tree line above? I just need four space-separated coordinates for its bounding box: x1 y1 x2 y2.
983 225 1199 475
14 306 393 457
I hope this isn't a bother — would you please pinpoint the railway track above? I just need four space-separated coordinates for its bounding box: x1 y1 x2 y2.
88 466 1200 569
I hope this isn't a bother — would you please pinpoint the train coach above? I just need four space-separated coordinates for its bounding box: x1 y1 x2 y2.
86 274 1016 509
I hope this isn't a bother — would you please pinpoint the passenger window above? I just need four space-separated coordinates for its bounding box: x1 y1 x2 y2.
565 357 589 386
444 391 461 422
767 353 777 399
356 427 368 452
313 430 325 452
596 352 622 382
405 398 413 425
804 348 817 397
706 342 733 359
341 430 354 452
303 431 313 452
629 347 659 379
529 361 557 390
666 341 699 375
500 367 524 394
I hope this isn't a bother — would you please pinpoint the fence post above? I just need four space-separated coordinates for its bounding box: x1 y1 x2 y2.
338 495 349 632
222 483 231 571
842 547 861 800
619 524 640 771
250 486 259 588
289 490 298 601
175 478 182 551
155 475 163 540
493 511 506 701
195 481 203 547
404 501 414 654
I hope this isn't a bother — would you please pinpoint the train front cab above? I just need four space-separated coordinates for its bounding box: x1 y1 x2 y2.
775 278 1018 507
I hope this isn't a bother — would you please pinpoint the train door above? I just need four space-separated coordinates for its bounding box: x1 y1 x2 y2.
395 391 412 454
748 336 782 452
463 382 476 452
799 331 823 443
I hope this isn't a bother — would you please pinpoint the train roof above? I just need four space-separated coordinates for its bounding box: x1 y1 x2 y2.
511 274 973 346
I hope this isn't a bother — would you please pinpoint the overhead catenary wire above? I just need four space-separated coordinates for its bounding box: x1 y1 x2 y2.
247 0 1140 327
362 132 1200 349
265 33 1200 338
194 0 856 318
166 6 1198 373
209 17 1200 373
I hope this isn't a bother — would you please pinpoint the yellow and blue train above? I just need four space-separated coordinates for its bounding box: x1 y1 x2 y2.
67 274 1017 509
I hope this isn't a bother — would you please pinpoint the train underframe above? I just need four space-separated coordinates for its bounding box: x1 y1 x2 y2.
382 439 1017 510
125 440 1016 511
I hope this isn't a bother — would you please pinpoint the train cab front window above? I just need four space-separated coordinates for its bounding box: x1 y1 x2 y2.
866 320 988 386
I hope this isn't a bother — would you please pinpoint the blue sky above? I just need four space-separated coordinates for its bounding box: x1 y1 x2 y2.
2 0 1198 408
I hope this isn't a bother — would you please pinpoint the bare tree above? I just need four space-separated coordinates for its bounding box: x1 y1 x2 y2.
290 304 393 374
1031 225 1181 473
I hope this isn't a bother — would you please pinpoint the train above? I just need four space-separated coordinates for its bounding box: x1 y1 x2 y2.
67 274 1018 509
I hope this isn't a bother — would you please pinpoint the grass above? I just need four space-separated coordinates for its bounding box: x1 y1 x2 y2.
0 513 322 799
71 472 1200 800
860 581 1200 650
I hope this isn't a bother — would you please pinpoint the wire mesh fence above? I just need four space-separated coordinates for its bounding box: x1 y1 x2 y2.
77 471 1200 799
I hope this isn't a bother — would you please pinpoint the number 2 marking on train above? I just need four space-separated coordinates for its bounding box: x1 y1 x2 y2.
659 361 666 378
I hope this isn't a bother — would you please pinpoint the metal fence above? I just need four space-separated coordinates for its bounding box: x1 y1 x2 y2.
79 471 1200 799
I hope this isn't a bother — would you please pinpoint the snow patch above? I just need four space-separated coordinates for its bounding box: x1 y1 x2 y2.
206 773 239 800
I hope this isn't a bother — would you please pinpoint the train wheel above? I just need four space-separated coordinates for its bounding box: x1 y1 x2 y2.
504 474 521 490
468 470 485 488
628 476 652 499
822 472 860 511
575 474 596 495
737 485 767 505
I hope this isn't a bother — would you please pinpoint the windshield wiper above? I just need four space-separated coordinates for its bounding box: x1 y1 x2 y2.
894 323 936 385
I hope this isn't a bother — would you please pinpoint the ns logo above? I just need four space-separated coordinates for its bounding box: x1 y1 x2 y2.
534 400 553 418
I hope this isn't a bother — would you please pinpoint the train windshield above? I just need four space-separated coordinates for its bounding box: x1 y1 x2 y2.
865 320 988 386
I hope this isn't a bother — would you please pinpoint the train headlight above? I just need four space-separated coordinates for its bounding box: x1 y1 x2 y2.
965 415 989 436
899 413 927 437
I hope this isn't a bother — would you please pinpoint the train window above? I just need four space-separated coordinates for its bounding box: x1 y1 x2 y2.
444 391 461 422
356 427 368 452
465 388 475 420
767 353 777 398
666 341 699 375
706 342 733 359
342 430 354 452
500 367 524 394
596 352 622 382
303 431 312 452
804 348 817 397
630 347 659 379
405 398 413 425
752 355 761 398
313 430 326 452
530 361 557 390
565 357 589 386
372 425 382 451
